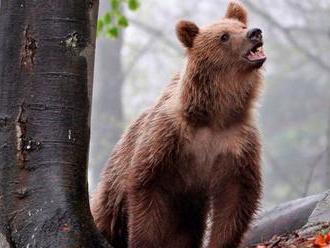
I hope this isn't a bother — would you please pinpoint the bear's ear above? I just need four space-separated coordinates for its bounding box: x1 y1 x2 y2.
225 1 248 25
176 20 199 48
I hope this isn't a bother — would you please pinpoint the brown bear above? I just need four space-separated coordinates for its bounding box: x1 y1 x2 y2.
91 1 266 247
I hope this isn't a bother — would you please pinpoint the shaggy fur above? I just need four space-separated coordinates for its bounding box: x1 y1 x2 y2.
92 1 265 247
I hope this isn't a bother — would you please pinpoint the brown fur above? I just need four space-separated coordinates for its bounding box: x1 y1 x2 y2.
225 1 248 25
176 20 200 48
92 1 264 247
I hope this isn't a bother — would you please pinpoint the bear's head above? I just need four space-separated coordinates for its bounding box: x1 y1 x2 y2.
176 1 266 71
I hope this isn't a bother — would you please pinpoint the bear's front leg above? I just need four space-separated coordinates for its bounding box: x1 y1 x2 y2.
125 114 182 247
208 150 261 248
127 186 172 248
127 185 207 248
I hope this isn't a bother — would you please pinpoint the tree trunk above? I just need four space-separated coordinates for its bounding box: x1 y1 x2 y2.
90 36 124 190
89 0 124 190
0 1 110 247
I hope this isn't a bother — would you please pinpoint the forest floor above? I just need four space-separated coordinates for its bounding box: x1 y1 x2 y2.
248 222 330 248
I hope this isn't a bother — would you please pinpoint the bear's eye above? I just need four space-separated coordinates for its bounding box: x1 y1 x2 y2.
220 33 230 42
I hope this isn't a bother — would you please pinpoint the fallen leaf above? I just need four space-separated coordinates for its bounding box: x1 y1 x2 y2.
314 234 327 247
325 233 330 243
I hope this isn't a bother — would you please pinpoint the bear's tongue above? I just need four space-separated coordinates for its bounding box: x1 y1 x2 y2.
247 47 266 61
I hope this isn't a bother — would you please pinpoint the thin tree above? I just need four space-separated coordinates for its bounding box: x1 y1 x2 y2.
90 0 124 190
0 1 111 247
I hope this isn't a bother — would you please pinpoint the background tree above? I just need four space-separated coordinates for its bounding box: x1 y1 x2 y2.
89 0 125 190
89 0 140 189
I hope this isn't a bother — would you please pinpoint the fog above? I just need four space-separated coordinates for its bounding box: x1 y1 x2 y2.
89 0 330 210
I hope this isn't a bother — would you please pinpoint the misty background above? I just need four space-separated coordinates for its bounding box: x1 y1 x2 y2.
89 0 330 210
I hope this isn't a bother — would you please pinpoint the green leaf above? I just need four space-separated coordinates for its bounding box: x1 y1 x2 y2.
98 0 139 39
128 0 140 11
111 0 120 11
118 15 129 27
103 12 112 24
97 19 104 33
106 27 119 38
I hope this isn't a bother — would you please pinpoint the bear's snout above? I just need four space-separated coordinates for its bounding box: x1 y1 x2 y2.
247 28 263 42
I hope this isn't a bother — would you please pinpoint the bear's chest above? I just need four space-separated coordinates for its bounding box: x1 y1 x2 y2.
181 126 245 184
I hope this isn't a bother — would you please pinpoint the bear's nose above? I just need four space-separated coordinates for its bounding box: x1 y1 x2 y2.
247 28 262 41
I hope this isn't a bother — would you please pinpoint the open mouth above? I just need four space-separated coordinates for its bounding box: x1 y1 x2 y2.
244 42 266 63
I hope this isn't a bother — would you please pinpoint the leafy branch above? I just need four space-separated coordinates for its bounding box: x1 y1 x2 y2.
97 0 140 38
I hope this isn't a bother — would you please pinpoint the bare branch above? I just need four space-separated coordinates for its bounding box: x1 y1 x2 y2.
264 150 302 194
302 150 326 197
123 36 158 80
129 18 183 55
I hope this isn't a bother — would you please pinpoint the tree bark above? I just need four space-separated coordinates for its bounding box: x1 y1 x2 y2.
0 1 111 247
